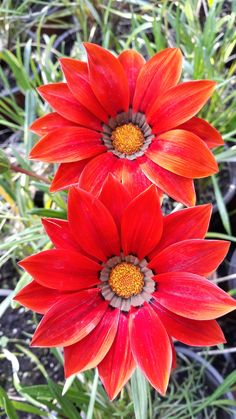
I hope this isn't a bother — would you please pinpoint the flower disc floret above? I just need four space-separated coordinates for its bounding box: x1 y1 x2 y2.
109 262 144 298
111 124 144 155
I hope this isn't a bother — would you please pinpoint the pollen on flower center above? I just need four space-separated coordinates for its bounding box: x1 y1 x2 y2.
108 262 144 299
111 123 144 155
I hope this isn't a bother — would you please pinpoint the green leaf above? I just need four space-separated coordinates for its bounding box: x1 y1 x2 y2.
0 149 10 174
0 386 19 419
47 379 80 419
131 368 149 419
87 369 99 419
211 175 231 235
27 208 67 219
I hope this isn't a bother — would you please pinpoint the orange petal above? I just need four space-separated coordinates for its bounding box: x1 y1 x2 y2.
149 239 230 276
149 204 212 257
129 304 172 396
37 83 102 130
84 43 129 116
176 117 224 148
154 272 236 320
31 289 108 347
118 50 145 104
60 58 108 123
133 48 182 113
29 112 75 135
140 157 196 207
29 127 105 163
146 130 218 178
148 80 216 132
64 307 119 377
98 312 135 400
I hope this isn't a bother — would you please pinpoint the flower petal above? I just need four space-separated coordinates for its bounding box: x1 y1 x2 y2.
18 249 101 290
133 48 182 113
146 130 218 178
129 303 172 396
64 307 119 377
68 187 120 262
37 83 102 130
176 117 224 148
79 152 117 196
50 159 90 192
140 157 196 207
118 50 145 104
42 218 81 251
152 300 226 346
121 185 163 259
113 158 152 198
60 58 108 123
98 312 135 400
149 204 212 257
150 239 230 276
29 127 105 163
31 289 108 347
30 112 75 135
99 174 131 229
14 281 63 314
84 43 129 116
148 80 216 131
154 272 236 320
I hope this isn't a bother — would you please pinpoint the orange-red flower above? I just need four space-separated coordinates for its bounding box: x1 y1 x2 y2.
29 44 223 206
15 177 235 399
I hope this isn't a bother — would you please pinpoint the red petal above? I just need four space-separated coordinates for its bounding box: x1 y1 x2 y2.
79 152 117 196
149 204 212 257
146 130 218 178
98 312 135 400
50 159 90 192
98 174 131 230
64 307 119 377
150 239 230 276
84 43 129 116
118 50 145 104
121 185 163 259
31 289 108 347
152 300 226 346
129 303 172 396
42 218 81 251
14 281 63 314
30 112 75 135
68 187 120 262
60 58 108 123
133 48 182 113
113 158 152 198
18 249 101 290
148 80 216 131
37 83 102 130
29 127 105 163
176 117 224 149
140 157 196 207
154 272 236 320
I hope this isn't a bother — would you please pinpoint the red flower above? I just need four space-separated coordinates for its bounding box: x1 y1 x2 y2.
29 44 223 206
15 177 235 399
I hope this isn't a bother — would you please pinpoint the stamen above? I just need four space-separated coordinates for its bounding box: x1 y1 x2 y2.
111 123 144 155
109 262 144 299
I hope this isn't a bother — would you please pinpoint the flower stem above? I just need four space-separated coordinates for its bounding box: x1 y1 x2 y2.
10 164 50 184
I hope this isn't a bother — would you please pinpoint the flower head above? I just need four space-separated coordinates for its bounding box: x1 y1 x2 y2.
29 44 223 206
15 177 235 399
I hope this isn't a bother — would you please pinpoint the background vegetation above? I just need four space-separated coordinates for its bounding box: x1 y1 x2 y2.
1 0 236 417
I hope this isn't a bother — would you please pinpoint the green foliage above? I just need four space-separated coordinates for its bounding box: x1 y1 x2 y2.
0 0 236 418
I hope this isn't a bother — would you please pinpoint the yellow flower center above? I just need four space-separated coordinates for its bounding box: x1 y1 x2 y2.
109 262 144 299
111 123 144 155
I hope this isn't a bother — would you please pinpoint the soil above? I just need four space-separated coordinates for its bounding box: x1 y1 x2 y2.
0 260 64 399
